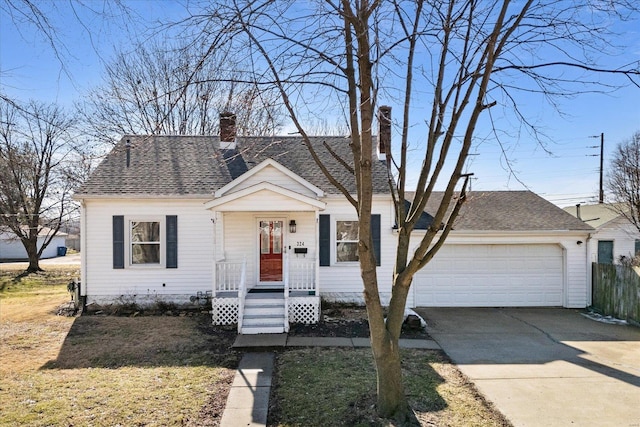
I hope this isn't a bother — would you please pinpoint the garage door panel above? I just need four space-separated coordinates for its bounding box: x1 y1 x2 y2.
414 244 563 307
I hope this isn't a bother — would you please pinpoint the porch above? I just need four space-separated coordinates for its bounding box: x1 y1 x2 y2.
211 253 320 334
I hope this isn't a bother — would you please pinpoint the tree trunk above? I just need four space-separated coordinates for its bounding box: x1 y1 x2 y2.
24 238 43 273
372 333 407 419
366 269 413 420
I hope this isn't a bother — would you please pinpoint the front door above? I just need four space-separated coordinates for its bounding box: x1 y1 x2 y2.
259 220 283 283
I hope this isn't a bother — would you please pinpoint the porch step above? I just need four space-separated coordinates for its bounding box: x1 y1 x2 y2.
244 305 285 316
246 292 284 300
241 292 287 335
241 324 285 334
250 284 284 291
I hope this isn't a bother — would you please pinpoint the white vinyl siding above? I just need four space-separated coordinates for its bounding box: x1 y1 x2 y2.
214 189 317 212
82 199 213 300
81 194 590 309
229 164 318 198
318 197 396 303
587 217 640 263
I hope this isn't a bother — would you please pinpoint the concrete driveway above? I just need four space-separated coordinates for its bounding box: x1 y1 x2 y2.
414 307 640 427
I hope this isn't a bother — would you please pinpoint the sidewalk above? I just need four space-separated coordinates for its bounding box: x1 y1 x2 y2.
221 334 440 426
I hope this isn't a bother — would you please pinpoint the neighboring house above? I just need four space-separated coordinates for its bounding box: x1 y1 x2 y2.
74 112 594 334
0 227 67 260
564 203 640 265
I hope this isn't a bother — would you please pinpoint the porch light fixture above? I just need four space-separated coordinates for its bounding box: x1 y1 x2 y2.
289 220 297 233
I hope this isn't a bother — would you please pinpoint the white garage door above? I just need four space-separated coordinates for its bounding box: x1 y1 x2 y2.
414 244 564 307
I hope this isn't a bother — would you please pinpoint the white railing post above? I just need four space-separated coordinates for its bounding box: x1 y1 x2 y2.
237 258 247 333
212 257 218 298
284 251 290 332
288 259 316 293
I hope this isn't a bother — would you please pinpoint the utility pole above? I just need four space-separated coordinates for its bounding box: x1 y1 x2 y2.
599 132 604 204
589 133 605 203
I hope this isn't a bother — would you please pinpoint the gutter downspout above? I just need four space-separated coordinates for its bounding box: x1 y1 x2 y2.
586 233 593 307
80 200 87 311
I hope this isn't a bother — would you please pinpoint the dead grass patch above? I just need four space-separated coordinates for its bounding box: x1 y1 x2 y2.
0 267 239 426
268 348 511 427
2 267 509 426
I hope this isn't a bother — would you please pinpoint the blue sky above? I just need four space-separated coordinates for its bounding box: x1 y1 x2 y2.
1 1 639 207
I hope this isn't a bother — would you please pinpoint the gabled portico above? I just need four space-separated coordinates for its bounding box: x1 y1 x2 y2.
204 159 326 333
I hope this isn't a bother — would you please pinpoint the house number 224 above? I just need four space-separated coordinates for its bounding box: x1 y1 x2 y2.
296 242 305 246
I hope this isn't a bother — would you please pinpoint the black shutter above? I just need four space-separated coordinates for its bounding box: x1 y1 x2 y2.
113 215 124 269
166 215 178 268
319 214 330 266
371 214 381 266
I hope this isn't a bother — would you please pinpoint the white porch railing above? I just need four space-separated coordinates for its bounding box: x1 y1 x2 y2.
288 259 316 293
283 252 290 332
214 261 244 295
213 256 318 328
237 259 247 333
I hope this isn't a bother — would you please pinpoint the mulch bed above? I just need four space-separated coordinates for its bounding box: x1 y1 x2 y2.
68 301 429 339
288 303 431 339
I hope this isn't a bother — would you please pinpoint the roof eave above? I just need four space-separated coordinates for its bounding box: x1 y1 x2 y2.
410 229 593 235
73 193 214 201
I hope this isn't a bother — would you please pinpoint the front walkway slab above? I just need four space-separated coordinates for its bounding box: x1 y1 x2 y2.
233 334 441 350
232 333 287 348
286 336 353 347
220 352 275 427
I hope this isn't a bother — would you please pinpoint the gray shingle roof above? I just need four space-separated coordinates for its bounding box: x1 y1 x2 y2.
407 191 594 231
75 135 390 197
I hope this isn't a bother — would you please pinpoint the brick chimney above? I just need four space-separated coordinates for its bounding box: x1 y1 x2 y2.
378 105 391 156
219 112 236 149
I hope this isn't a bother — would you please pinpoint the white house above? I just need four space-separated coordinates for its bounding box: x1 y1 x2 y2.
0 227 67 260
564 203 640 265
74 111 594 334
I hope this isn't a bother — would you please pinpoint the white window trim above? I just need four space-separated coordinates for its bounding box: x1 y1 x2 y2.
127 216 165 268
334 218 360 265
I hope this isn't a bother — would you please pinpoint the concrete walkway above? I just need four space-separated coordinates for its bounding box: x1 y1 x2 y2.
415 307 640 427
232 333 440 350
220 352 274 427
221 335 439 426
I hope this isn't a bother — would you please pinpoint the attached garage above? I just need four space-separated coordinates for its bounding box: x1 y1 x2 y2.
413 244 564 307
405 191 594 308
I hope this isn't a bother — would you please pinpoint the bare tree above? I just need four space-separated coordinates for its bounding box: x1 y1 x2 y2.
78 39 284 145
176 0 640 420
0 97 85 273
607 131 640 230
0 0 135 85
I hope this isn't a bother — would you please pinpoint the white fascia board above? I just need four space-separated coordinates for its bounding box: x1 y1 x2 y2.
214 158 325 198
73 194 213 201
411 230 595 237
205 182 326 210
321 193 393 200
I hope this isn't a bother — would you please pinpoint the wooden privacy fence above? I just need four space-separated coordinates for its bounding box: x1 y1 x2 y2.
592 263 640 324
